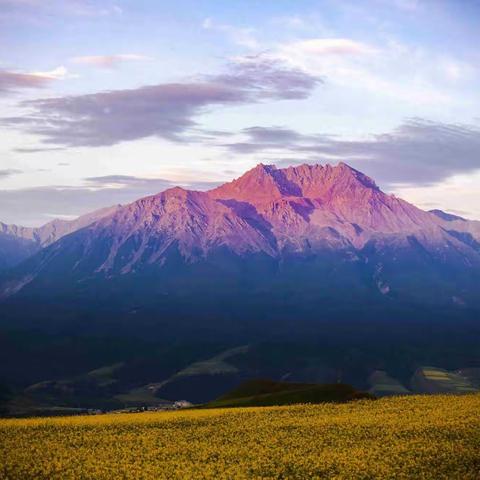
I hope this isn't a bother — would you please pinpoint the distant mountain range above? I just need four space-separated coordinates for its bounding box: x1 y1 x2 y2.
1 162 479 308
0 205 120 270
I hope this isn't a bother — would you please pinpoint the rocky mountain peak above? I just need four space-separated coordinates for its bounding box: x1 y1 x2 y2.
210 162 380 205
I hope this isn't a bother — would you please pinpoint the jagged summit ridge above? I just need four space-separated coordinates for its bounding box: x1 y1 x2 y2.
209 162 449 249
209 162 379 203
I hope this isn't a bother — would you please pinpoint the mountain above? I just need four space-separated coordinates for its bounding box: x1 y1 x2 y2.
0 205 121 270
429 209 466 222
0 229 37 271
1 162 479 309
0 160 479 364
210 163 475 252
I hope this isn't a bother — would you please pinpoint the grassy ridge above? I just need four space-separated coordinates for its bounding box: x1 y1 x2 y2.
206 379 373 408
1 394 480 479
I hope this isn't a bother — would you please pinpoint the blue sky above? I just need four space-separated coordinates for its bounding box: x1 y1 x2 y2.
0 0 479 225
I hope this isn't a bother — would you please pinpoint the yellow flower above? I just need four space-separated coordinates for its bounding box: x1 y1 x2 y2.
1 394 479 479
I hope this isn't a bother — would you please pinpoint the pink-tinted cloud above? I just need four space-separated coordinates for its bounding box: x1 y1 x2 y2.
0 0 123 20
283 38 377 57
71 54 151 69
0 69 52 94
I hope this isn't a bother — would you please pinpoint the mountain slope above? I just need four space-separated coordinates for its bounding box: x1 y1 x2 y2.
211 163 479 250
0 205 120 271
0 231 38 270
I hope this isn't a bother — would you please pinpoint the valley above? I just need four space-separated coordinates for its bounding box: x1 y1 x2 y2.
2 339 479 417
0 163 479 415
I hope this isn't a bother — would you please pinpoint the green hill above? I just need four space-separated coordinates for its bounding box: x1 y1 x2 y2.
205 379 373 408
411 366 479 394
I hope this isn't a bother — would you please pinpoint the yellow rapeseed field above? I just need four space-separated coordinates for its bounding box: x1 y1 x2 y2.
1 394 480 479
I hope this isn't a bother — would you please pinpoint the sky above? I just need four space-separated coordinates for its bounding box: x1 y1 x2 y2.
0 0 479 226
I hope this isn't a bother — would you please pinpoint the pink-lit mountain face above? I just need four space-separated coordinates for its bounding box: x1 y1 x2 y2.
210 163 480 256
90 162 480 262
1 163 480 306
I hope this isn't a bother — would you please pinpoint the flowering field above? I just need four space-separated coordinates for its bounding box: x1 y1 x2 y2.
1 394 480 479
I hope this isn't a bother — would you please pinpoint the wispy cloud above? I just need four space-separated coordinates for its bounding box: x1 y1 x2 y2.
84 174 219 191
202 17 258 49
0 69 51 94
71 54 151 69
271 15 308 30
222 119 480 187
208 56 321 100
0 66 70 95
267 36 462 105
14 147 66 153
0 175 220 226
388 0 420 11
2 58 320 147
0 0 123 22
29 66 70 80
0 169 22 179
282 38 377 56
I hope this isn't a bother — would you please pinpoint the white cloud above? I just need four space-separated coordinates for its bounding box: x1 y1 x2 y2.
0 0 124 23
271 15 307 29
390 0 420 11
439 59 474 83
71 54 151 69
268 37 459 105
30 65 70 80
202 17 213 29
284 38 378 56
202 17 258 49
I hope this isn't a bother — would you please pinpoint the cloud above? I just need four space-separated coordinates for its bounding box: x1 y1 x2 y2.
222 119 480 186
71 54 151 69
202 17 258 49
2 58 320 147
284 38 377 56
0 65 70 95
0 169 22 178
84 174 219 191
84 175 173 188
0 69 52 94
210 57 321 100
14 147 66 153
271 15 308 30
29 65 70 80
223 126 311 154
322 119 480 186
389 0 420 11
240 126 304 143
270 36 458 105
0 0 123 21
0 175 220 226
